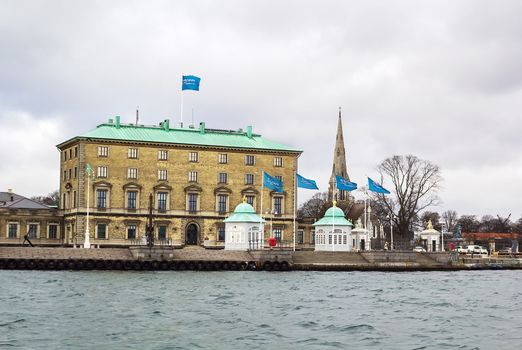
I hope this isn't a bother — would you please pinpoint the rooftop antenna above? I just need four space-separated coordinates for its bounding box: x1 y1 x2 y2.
191 108 195 128
136 106 139 125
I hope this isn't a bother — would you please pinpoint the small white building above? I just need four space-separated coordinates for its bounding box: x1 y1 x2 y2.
313 203 354 251
419 220 441 252
224 201 264 251
351 219 371 251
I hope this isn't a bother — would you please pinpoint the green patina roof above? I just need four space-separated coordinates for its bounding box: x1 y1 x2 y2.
313 206 353 227
58 119 301 153
224 202 265 223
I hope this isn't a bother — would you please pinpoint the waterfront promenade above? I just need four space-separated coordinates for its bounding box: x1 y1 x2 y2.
0 246 520 271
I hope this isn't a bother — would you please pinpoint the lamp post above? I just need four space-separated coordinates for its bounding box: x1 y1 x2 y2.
387 213 394 250
84 163 95 249
441 222 445 252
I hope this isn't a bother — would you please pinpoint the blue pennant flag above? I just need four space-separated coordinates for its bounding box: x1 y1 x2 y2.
182 75 201 91
263 172 283 193
368 177 390 194
297 174 319 190
335 175 357 191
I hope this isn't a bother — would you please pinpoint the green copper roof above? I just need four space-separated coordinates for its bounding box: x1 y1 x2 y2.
313 206 353 227
58 118 301 152
224 202 265 223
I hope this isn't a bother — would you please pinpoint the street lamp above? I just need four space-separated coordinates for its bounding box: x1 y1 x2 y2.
440 222 446 252
387 213 394 250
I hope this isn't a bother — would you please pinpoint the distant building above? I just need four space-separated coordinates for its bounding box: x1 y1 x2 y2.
0 190 62 245
57 117 301 247
328 108 352 202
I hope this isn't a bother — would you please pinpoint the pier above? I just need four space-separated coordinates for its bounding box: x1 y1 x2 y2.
0 246 521 271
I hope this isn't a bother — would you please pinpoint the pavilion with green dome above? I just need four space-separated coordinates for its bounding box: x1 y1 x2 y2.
223 199 265 251
313 202 362 251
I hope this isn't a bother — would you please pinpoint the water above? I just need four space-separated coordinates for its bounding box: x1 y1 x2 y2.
1 270 521 349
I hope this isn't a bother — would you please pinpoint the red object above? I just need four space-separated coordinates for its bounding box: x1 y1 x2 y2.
268 237 277 247
449 242 455 251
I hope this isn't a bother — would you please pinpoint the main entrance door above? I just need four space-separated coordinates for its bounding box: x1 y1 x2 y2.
186 223 198 245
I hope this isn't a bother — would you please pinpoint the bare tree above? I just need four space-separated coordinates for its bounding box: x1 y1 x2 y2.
31 190 59 207
458 215 480 233
442 210 458 233
372 155 442 242
297 192 329 219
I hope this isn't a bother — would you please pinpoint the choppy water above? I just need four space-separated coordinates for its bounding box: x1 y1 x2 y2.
1 270 521 349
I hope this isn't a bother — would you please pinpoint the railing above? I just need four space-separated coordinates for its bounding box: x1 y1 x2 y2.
247 239 294 251
130 236 173 247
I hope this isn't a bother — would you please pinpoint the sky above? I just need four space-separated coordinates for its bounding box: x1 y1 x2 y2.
1 0 521 218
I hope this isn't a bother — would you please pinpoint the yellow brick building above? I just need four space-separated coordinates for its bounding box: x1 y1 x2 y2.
57 117 301 247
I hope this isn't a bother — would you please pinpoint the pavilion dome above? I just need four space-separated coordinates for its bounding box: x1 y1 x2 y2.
223 200 264 223
324 206 346 218
313 203 353 227
232 202 256 214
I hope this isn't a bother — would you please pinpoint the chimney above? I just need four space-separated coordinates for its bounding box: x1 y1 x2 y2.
163 119 170 131
247 125 253 138
199 122 205 134
115 115 121 129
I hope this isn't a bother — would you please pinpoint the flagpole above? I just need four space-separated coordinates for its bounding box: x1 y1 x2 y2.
332 201 335 252
293 170 297 252
180 89 184 128
84 166 91 249
260 170 264 249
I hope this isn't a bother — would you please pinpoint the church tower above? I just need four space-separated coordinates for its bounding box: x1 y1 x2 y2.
328 108 351 202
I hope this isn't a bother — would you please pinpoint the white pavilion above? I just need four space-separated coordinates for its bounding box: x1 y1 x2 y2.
223 200 265 251
313 202 354 251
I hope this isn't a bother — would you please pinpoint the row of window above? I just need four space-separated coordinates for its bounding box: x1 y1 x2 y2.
97 146 284 167
5 222 60 239
63 167 78 181
93 223 228 241
92 167 282 185
93 190 282 214
63 146 79 161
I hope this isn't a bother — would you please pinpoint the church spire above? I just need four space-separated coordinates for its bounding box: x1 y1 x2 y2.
328 107 350 201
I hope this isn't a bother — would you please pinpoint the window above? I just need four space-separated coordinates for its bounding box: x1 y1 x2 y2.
97 189 107 209
217 194 228 214
127 191 137 209
274 157 283 167
128 148 138 159
73 191 77 208
275 175 283 184
311 230 315 244
128 168 138 179
329 234 332 244
188 193 198 212
188 171 198 182
63 170 66 181
189 152 199 162
158 169 168 181
245 155 255 166
219 153 228 164
273 196 282 215
343 235 347 245
63 151 67 161
158 225 167 241
69 149 72 159
8 223 18 238
97 224 107 239
297 230 304 244
245 173 254 185
97 166 108 178
48 224 58 239
127 225 137 240
74 146 78 158
62 193 66 209
218 226 225 241
157 192 167 211
218 172 228 184
98 146 109 157
274 229 282 242
159 149 168 160
68 169 72 180
246 195 255 206
74 167 77 178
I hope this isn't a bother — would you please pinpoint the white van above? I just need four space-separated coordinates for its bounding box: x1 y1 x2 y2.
466 245 488 255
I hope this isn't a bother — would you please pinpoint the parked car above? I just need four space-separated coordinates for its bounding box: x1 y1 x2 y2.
498 248 512 255
413 246 426 252
466 245 488 255
455 246 467 254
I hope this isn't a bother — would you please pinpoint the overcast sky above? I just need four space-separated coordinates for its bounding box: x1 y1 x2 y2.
1 0 521 218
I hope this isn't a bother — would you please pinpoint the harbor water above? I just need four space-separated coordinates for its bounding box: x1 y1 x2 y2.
1 270 521 349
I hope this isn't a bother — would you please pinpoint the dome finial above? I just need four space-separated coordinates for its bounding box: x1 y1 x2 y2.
333 200 337 207
242 195 247 203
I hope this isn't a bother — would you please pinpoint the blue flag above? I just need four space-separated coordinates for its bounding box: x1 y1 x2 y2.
263 172 283 193
182 75 201 91
297 174 319 190
368 177 390 194
335 175 357 191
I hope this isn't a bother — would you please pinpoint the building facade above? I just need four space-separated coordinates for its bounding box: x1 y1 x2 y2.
57 117 301 247
0 190 62 246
